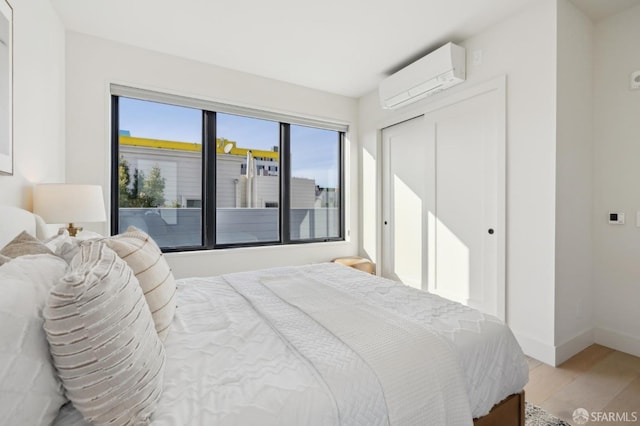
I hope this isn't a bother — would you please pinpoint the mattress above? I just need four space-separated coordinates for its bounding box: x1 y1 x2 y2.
54 262 528 425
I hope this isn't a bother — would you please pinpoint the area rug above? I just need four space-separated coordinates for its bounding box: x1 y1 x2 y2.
526 402 572 426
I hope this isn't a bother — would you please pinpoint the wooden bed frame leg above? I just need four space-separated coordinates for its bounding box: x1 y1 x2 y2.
473 390 525 426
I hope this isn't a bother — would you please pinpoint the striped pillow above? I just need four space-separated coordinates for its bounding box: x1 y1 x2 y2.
104 227 176 341
44 242 165 425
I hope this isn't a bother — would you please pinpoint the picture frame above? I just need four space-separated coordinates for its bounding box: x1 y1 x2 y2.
0 0 12 175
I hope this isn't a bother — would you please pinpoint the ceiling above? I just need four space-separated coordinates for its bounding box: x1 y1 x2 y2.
50 0 640 98
570 0 640 20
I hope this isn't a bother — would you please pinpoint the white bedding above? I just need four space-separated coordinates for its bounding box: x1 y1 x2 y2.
54 262 528 425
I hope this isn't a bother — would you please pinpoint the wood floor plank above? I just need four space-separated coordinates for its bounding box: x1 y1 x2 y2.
539 352 636 413
526 356 542 371
605 350 640 374
525 363 575 405
601 376 640 424
526 346 640 425
557 344 613 373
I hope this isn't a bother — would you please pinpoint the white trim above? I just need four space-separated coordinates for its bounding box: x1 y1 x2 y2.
0 0 12 176
555 328 594 365
513 331 556 366
375 130 383 273
518 327 640 366
594 327 640 359
495 77 507 321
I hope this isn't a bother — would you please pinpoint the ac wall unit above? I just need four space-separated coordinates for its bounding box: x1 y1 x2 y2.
379 42 466 110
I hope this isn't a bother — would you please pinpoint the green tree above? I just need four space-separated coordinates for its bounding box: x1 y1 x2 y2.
130 169 146 206
141 164 166 207
118 156 132 207
117 157 167 208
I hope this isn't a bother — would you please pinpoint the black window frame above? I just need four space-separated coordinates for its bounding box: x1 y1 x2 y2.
111 94 345 253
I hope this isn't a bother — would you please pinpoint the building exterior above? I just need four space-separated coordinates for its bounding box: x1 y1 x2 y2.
119 134 321 209
118 134 339 245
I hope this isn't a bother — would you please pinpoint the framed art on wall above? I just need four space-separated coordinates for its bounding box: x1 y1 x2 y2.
0 0 12 175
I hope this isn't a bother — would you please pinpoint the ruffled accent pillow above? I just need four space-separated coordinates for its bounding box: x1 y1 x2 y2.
44 242 165 425
42 230 81 263
104 227 177 341
43 229 104 264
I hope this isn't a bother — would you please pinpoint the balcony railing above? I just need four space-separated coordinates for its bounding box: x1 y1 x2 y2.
119 207 340 248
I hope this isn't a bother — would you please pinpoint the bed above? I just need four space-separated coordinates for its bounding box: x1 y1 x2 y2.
0 206 528 425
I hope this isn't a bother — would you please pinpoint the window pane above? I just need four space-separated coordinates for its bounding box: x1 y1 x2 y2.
290 125 341 240
118 97 202 248
216 113 280 245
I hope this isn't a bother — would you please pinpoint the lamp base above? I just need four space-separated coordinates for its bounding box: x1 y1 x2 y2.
66 223 83 237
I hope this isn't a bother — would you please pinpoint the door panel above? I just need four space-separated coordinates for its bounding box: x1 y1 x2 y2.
381 117 431 289
428 92 499 315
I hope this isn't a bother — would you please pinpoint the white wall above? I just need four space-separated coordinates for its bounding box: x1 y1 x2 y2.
592 3 640 357
553 0 595 364
358 0 560 364
0 0 65 208
64 32 359 278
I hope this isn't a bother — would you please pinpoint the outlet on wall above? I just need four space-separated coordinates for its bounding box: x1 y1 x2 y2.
472 49 483 65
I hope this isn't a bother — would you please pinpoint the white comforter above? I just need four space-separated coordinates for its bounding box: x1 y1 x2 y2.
54 263 528 425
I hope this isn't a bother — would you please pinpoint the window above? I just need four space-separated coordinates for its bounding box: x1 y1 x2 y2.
111 86 346 251
115 97 202 249
289 125 341 240
185 199 201 208
216 113 280 245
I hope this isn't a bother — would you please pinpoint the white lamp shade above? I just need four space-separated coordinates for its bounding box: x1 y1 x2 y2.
34 184 107 224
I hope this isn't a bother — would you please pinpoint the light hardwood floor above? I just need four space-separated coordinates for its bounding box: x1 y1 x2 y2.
525 344 640 425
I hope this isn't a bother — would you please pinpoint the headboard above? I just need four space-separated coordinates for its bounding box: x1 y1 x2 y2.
0 206 48 247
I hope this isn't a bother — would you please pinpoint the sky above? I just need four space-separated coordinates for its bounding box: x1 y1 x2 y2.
119 97 339 188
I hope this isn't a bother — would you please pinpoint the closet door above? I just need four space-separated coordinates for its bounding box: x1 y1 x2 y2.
381 116 433 289
426 89 503 317
381 82 505 318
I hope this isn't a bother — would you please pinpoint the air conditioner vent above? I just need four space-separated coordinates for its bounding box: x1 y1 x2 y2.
379 42 466 110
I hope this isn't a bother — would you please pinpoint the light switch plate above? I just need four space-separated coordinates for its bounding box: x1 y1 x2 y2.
609 212 625 224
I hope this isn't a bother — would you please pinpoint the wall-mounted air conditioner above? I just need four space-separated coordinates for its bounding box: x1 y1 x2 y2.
379 42 466 110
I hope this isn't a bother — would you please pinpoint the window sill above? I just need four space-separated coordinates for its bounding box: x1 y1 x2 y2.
164 239 351 259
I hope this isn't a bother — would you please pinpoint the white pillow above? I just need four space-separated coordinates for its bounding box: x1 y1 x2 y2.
0 253 10 266
104 227 176 341
44 241 165 425
0 254 68 425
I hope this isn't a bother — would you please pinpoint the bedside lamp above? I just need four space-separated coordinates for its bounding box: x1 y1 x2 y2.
34 184 107 237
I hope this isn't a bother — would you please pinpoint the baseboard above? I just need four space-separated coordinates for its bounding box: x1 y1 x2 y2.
555 328 594 365
513 332 556 366
515 327 640 366
594 327 640 358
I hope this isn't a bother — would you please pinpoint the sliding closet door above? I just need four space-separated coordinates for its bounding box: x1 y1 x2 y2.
381 81 505 319
381 116 434 289
426 89 503 318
